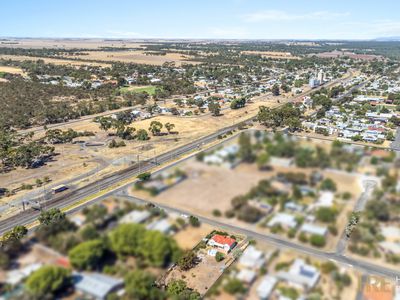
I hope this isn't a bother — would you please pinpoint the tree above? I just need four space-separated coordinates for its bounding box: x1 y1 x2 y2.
1 225 28 243
215 251 225 262
137 172 151 181
310 234 326 247
321 261 338 274
82 204 107 225
316 207 337 223
165 122 175 134
177 250 198 270
136 129 150 140
68 239 105 270
141 230 181 267
189 216 200 227
320 178 337 191
271 84 280 96
366 200 390 221
125 270 165 300
230 98 246 109
224 278 246 295
109 223 146 257
149 121 163 136
256 152 270 170
167 280 200 300
238 133 255 163
38 208 66 225
25 266 71 298
208 101 221 116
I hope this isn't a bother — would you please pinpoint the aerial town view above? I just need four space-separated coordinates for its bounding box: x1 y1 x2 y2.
1 0 400 299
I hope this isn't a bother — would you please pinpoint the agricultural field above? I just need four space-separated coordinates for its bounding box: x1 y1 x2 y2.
63 50 201 66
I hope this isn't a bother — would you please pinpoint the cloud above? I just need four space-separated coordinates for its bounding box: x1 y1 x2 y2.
242 10 350 22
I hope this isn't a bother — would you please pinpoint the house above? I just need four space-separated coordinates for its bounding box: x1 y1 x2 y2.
238 246 266 269
207 234 237 252
378 241 400 255
257 275 278 300
73 272 123 300
237 269 257 284
285 201 304 213
268 213 298 229
277 259 320 290
120 210 151 224
299 223 328 237
6 263 42 285
316 191 334 207
146 218 173 234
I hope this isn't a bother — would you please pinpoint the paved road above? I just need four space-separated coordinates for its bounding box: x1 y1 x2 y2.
390 127 400 151
0 117 255 234
111 193 400 279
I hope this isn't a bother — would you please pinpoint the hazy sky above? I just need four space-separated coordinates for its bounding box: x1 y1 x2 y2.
2 0 400 40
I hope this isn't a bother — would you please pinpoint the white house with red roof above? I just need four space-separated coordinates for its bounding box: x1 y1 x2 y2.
207 234 237 252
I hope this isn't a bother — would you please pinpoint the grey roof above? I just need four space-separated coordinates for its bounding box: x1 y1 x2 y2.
73 272 123 300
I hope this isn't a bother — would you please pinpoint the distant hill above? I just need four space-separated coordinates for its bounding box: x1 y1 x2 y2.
374 37 400 41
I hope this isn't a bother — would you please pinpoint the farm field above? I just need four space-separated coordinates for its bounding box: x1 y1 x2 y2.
0 54 112 67
241 50 300 59
63 50 201 66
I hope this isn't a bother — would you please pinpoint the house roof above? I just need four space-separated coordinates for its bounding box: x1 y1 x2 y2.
257 275 278 299
211 234 236 246
300 223 328 236
73 272 123 300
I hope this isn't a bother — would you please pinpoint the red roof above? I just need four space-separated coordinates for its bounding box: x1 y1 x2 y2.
211 234 236 246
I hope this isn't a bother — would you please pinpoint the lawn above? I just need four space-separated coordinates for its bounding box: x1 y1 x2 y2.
119 85 158 95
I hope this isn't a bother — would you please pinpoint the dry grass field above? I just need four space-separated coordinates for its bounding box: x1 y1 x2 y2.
0 66 26 75
67 50 200 66
0 38 147 49
0 54 111 67
241 50 300 59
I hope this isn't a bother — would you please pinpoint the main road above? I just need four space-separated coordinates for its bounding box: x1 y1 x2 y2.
0 71 355 234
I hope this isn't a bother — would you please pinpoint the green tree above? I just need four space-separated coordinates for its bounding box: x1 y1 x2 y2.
125 270 165 300
82 204 107 225
208 101 221 116
238 133 255 163
320 178 337 191
189 216 200 227
149 121 163 136
167 279 200 300
165 122 175 134
177 250 198 271
272 84 280 96
224 278 246 295
68 239 105 270
38 208 66 225
141 230 181 267
136 129 150 140
215 252 225 262
25 266 71 298
316 207 337 223
310 234 326 247
109 223 146 257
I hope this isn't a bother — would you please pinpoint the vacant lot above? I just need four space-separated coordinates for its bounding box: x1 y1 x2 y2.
0 66 26 75
120 85 157 95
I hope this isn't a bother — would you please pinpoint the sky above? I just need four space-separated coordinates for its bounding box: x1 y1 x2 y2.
2 0 400 40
